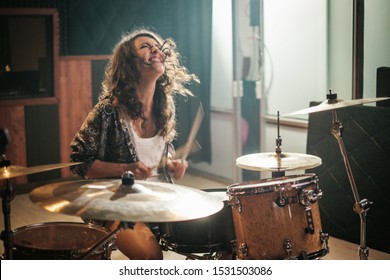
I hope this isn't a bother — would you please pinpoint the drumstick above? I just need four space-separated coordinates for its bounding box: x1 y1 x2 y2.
150 140 201 171
181 103 204 161
174 139 202 160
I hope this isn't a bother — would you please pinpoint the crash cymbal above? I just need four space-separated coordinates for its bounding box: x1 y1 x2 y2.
236 152 321 172
29 179 224 223
0 162 81 180
284 97 390 116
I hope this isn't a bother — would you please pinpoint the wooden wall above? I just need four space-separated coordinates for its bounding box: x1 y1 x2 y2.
0 55 108 185
57 55 108 177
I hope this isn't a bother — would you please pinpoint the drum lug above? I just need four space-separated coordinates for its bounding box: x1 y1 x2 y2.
304 207 315 234
320 231 329 242
283 239 293 259
237 242 248 259
320 231 330 253
230 196 242 213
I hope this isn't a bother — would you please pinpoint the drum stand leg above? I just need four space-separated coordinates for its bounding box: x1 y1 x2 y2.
78 222 133 260
0 156 15 260
331 110 372 260
183 251 224 260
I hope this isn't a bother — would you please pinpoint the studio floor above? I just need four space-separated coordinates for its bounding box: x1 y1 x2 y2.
1 172 389 261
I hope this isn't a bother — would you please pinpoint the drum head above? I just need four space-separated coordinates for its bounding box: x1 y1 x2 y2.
13 222 109 252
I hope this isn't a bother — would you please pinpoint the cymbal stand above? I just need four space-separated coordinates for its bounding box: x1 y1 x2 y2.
0 155 15 260
273 111 285 178
330 109 372 260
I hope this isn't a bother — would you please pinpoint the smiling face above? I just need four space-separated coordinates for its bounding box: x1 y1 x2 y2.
133 35 165 81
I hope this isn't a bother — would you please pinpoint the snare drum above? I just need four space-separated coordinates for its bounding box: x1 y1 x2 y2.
159 188 236 257
227 174 329 260
12 222 114 260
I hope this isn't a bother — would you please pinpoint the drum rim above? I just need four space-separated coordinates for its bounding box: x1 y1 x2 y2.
13 221 109 233
227 173 318 196
12 221 110 253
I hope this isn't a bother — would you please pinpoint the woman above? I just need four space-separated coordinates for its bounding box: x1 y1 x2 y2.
70 28 199 259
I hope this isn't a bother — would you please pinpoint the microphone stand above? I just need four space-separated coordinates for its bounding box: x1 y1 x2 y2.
330 109 371 260
0 155 15 260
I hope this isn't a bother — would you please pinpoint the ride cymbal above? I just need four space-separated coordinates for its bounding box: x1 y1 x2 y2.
236 152 321 172
284 97 390 116
29 179 224 223
0 162 81 180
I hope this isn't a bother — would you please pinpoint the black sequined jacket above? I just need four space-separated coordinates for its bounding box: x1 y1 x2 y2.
70 98 173 182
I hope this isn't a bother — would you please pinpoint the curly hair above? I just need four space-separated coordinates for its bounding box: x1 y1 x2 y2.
100 27 199 140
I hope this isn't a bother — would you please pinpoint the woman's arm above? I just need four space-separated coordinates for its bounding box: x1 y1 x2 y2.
86 159 152 180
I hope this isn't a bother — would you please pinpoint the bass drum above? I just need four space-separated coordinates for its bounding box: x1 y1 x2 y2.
227 174 329 260
12 222 114 260
159 188 236 258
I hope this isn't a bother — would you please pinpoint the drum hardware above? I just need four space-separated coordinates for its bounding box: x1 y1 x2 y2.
274 186 322 208
275 194 287 207
285 232 329 260
299 187 323 206
304 208 315 234
230 195 242 213
320 231 330 250
78 221 134 260
274 111 284 178
284 236 330 260
306 231 330 259
283 239 293 258
228 174 329 260
284 91 389 260
1 154 15 260
178 251 229 260
160 236 233 260
77 224 121 260
1 129 14 260
237 242 249 259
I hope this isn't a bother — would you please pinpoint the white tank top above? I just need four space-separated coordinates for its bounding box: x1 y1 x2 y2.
129 123 166 181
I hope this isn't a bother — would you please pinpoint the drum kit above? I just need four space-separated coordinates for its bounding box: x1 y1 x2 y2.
1 93 388 260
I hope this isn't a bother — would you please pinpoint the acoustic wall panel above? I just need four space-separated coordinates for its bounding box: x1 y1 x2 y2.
307 103 390 254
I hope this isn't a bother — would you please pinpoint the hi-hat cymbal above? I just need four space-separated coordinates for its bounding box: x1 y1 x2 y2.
0 162 81 180
29 179 224 223
284 97 390 116
236 152 321 172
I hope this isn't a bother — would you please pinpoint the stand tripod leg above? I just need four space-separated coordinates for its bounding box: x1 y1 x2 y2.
331 110 372 260
78 222 132 260
1 181 14 259
1 157 15 259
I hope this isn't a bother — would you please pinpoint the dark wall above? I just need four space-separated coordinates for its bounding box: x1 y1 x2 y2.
306 103 390 254
25 104 60 182
1 0 213 164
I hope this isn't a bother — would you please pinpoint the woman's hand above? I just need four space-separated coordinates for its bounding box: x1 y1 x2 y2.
166 159 188 180
86 160 152 180
126 162 153 180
